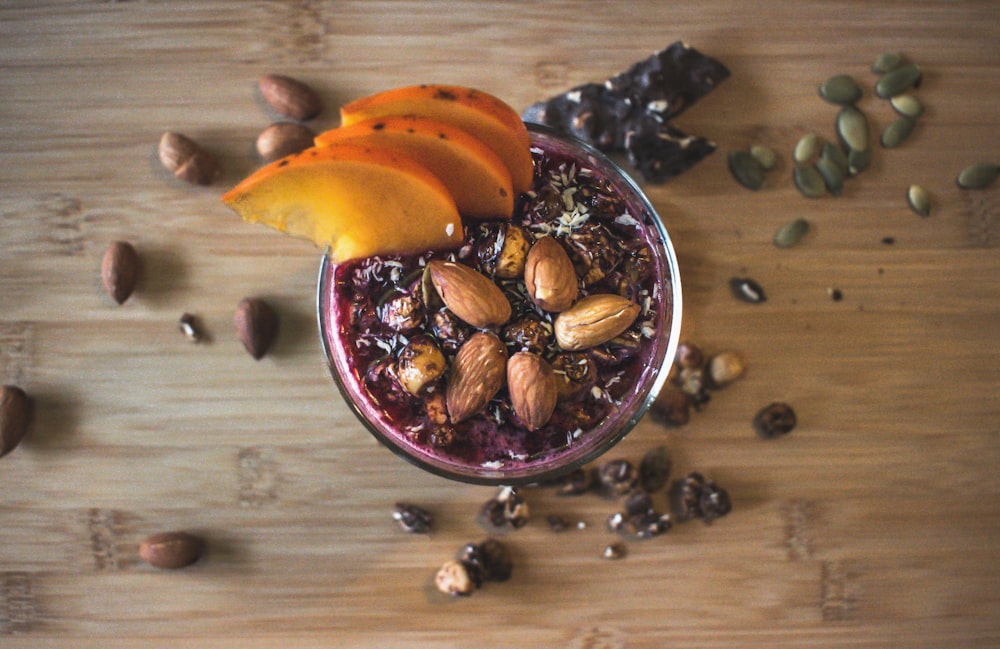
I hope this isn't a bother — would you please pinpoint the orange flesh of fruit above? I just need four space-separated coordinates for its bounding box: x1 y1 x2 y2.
314 115 514 220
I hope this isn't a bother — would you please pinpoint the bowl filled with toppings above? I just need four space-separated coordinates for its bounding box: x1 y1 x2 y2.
223 85 682 485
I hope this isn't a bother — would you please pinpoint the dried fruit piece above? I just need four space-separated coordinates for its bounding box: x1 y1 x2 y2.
258 73 323 121
234 297 279 360
101 241 139 305
256 122 316 162
553 294 640 351
1 385 31 458
138 531 205 569
753 401 797 439
461 538 512 582
426 260 511 329
524 236 578 312
446 332 507 423
506 352 558 431
158 131 218 186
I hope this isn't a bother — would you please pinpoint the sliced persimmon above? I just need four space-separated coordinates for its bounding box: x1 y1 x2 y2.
221 144 464 262
339 85 534 195
314 115 514 220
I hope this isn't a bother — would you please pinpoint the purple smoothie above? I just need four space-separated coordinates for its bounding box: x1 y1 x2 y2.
318 125 681 484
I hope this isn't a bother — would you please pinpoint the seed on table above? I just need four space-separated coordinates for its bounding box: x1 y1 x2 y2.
774 218 811 248
890 93 923 118
815 156 845 195
729 277 767 303
881 116 916 148
178 313 202 343
819 74 862 105
727 150 766 190
753 402 797 439
794 165 827 198
907 184 931 217
793 133 821 165
750 144 777 170
836 106 869 152
872 52 903 74
956 163 999 190
875 63 922 99
847 147 872 176
820 142 848 175
602 542 627 560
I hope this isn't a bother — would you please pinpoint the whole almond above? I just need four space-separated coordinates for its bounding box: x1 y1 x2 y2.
256 122 316 162
258 73 323 121
234 297 279 360
446 331 508 423
427 260 511 329
524 236 578 312
1 385 31 458
101 241 139 305
138 531 205 569
554 294 641 351
158 131 218 185
506 351 558 431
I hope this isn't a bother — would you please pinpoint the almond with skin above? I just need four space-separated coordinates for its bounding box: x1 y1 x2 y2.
259 73 323 121
158 131 218 185
427 260 511 328
446 331 507 423
138 531 205 569
101 241 139 305
234 297 279 360
524 236 578 312
506 351 558 431
554 294 641 351
256 122 316 161
1 385 31 458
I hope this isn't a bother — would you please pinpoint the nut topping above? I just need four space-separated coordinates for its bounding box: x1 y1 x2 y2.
138 531 205 569
446 332 507 423
506 351 558 431
397 335 446 396
258 73 323 121
524 236 578 312
426 260 511 329
158 131 217 186
101 241 139 305
553 294 641 351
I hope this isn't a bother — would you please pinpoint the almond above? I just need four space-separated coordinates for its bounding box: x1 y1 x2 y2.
554 294 641 351
446 331 507 423
138 531 205 569
101 241 139 305
506 351 557 431
524 236 578 312
234 297 279 360
1 385 31 458
426 260 511 329
258 73 323 121
158 131 218 185
256 122 316 162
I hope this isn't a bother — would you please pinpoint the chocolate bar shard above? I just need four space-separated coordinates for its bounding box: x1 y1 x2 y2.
626 119 717 183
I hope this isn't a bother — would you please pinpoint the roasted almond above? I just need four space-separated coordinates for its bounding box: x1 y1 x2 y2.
101 241 139 305
506 351 558 431
446 331 507 423
138 531 205 569
426 260 511 328
1 385 31 458
554 294 641 351
258 73 323 121
524 236 578 312
234 297 279 360
256 122 316 162
158 131 218 185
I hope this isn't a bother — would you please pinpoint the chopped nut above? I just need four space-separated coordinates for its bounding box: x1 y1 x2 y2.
435 559 476 596
392 502 433 534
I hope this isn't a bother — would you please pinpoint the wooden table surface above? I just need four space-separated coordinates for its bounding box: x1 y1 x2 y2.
2 1 998 647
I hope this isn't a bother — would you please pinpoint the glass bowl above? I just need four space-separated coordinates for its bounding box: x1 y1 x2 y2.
317 123 682 485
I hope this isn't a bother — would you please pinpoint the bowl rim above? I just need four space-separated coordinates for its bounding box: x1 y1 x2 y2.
316 122 683 485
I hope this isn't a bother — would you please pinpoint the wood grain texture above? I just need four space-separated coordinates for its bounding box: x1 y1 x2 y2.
1 1 998 647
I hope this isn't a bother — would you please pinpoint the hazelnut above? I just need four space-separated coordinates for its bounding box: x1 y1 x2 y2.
396 335 446 396
708 351 745 387
494 224 531 279
435 559 476 596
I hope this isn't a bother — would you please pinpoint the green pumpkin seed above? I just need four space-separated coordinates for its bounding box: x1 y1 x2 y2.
794 165 827 198
750 144 777 170
820 142 848 175
819 74 862 105
876 63 922 99
907 184 930 217
816 156 845 195
881 116 916 148
836 106 869 152
847 147 871 176
872 52 903 74
774 218 811 248
794 133 821 164
728 150 766 190
890 93 924 118
956 163 999 189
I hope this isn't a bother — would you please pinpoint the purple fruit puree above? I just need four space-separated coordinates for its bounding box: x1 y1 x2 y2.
319 129 676 479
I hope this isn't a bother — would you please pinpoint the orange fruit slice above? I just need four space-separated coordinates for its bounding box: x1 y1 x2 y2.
340 85 534 195
221 144 464 262
315 115 514 220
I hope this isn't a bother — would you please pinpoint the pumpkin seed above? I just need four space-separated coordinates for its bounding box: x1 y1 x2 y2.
875 63 922 99
956 163 999 189
836 106 869 152
794 165 827 198
847 147 871 176
794 133 821 165
816 156 845 195
819 74 862 105
728 150 766 190
774 218 811 248
872 52 904 74
820 142 848 175
907 184 930 217
881 116 916 148
750 144 777 170
890 93 923 118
